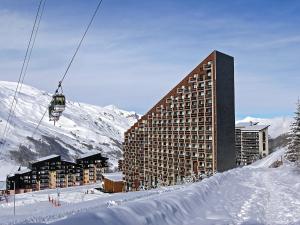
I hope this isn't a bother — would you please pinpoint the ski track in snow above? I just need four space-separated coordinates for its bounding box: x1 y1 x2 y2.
0 149 299 225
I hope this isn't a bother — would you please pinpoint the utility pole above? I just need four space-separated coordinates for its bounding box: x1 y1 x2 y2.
13 181 15 216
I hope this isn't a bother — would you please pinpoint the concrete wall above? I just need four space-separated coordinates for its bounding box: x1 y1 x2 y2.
215 51 236 171
259 128 269 157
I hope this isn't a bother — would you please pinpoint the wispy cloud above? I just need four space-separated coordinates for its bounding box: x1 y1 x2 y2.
0 0 300 117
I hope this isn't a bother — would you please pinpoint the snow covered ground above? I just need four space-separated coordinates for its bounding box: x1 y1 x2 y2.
0 148 299 225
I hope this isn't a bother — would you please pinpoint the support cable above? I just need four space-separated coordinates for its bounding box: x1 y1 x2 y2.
0 0 45 150
22 0 104 152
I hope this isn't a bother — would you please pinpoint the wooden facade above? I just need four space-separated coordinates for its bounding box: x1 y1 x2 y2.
102 173 124 193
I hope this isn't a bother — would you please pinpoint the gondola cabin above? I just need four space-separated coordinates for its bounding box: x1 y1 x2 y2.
52 94 66 113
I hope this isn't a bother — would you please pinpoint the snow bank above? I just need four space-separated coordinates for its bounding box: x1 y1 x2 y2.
1 148 299 225
250 147 287 168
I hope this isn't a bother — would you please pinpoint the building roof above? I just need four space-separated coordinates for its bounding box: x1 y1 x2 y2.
240 125 269 131
78 150 103 159
7 168 32 178
236 122 259 128
61 160 76 165
31 154 60 164
102 172 124 182
15 168 31 175
236 121 269 131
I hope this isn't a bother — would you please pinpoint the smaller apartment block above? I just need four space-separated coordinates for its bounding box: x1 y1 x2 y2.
6 169 32 193
6 151 109 193
31 155 77 190
235 122 269 166
76 152 109 185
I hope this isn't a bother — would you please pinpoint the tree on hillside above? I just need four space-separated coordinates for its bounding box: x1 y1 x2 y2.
285 100 300 164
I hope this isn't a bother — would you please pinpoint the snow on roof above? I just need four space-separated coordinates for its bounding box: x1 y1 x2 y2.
102 172 124 182
78 150 102 159
61 160 76 164
240 125 269 131
32 154 60 163
15 168 31 175
236 121 259 127
236 122 269 131
7 168 31 178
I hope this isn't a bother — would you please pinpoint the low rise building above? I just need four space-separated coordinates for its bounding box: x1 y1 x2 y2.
6 168 32 194
235 122 269 166
30 155 62 190
76 151 109 185
6 151 109 193
102 172 124 193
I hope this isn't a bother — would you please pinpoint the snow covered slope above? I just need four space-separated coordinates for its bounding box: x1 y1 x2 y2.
0 148 299 225
0 81 139 178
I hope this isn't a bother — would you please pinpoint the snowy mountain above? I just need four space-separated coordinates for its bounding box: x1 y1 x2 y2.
1 147 299 225
0 81 139 179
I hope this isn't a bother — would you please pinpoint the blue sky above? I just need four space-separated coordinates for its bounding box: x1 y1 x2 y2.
0 0 300 119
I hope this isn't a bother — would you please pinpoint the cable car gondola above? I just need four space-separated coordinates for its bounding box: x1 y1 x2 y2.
52 94 66 113
48 92 66 124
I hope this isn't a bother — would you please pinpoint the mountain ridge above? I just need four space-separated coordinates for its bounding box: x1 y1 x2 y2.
0 81 139 178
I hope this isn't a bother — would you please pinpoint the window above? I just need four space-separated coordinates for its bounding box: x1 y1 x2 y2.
262 132 266 142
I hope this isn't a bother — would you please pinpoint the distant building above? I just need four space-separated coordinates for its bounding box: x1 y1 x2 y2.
6 151 109 193
102 172 124 193
118 159 123 171
235 122 269 166
76 151 109 185
31 155 63 190
6 168 32 194
123 51 235 191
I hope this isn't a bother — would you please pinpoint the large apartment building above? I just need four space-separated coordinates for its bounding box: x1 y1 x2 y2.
235 122 269 166
123 51 235 191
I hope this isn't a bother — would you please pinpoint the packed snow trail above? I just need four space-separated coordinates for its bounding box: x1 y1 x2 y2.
1 160 299 225
0 149 299 225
